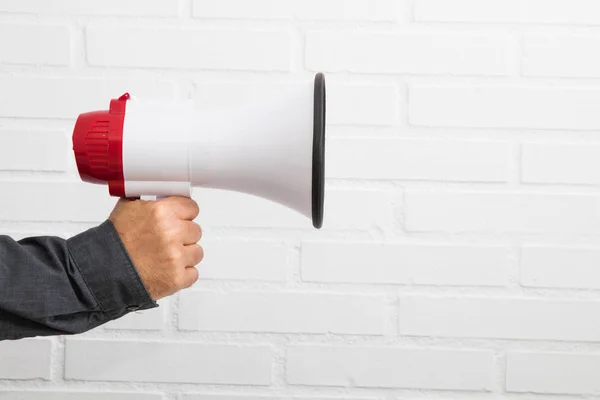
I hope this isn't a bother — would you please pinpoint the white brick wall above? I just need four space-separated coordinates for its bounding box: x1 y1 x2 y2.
0 24 70 66
0 130 68 171
2 0 600 398
0 339 51 380
400 296 600 341
522 142 600 185
301 242 509 286
521 246 600 289
507 352 600 394
178 290 387 334
286 345 495 390
65 340 273 385
415 0 600 24
409 85 600 130
327 138 510 181
87 27 291 71
197 239 288 281
306 31 512 75
181 397 374 400
0 0 180 16
0 393 162 400
405 191 600 234
523 35 600 78
193 0 403 22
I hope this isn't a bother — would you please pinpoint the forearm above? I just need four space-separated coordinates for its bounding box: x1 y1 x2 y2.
0 220 157 341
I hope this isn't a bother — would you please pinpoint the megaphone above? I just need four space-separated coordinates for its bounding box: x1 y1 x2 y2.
72 73 327 229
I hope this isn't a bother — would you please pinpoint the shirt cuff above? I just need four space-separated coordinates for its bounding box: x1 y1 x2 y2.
66 219 158 320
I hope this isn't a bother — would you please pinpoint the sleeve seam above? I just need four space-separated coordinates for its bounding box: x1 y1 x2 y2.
65 244 106 314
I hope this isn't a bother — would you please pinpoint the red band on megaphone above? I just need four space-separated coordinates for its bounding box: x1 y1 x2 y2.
72 92 129 197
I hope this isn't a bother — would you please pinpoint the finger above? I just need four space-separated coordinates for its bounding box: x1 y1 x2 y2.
158 196 200 220
180 221 202 245
182 266 199 288
183 244 204 267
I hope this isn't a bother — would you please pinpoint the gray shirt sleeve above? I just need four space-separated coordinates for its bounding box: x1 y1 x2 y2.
0 220 158 341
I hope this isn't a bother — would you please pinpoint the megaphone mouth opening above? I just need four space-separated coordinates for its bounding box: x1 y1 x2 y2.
312 72 326 229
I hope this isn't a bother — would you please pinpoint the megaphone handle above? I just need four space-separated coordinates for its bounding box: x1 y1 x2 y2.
129 195 167 201
128 195 184 201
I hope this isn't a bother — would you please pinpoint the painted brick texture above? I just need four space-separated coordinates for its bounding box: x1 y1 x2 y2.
1 0 598 398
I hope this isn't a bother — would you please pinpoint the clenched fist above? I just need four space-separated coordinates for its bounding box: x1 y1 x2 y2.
108 196 203 301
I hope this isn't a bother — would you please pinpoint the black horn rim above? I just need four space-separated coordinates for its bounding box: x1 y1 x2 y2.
312 72 326 229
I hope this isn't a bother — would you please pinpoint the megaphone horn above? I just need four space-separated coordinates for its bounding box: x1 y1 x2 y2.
72 73 327 229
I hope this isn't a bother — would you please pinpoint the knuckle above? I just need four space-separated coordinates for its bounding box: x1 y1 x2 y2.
161 227 177 242
166 248 183 266
157 235 172 252
150 203 168 221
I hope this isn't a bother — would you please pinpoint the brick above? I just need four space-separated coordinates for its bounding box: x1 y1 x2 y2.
182 396 274 400
198 240 287 281
64 339 272 384
522 142 600 185
302 242 508 286
0 339 51 379
327 138 509 181
410 85 600 130
326 84 400 126
521 246 600 289
400 296 600 341
286 345 494 390
182 396 373 400
0 392 162 400
415 0 600 25
0 24 70 65
193 82 399 126
0 76 175 119
195 188 393 230
193 0 402 21
405 191 600 234
87 27 290 71
0 130 68 171
179 290 386 335
306 31 511 75
0 182 115 222
507 352 600 394
524 36 600 78
0 0 179 16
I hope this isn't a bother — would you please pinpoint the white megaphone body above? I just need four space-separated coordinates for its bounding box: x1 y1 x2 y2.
72 73 326 228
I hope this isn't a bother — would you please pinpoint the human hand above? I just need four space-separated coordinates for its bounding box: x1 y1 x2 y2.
108 196 203 301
